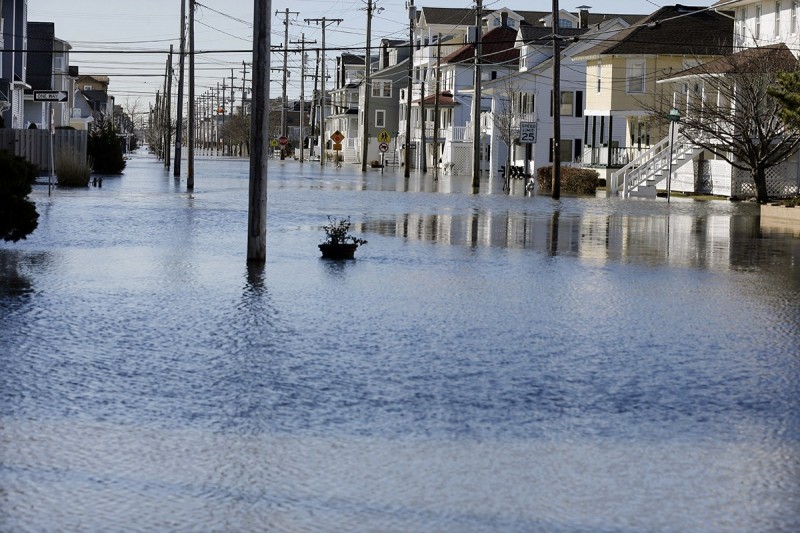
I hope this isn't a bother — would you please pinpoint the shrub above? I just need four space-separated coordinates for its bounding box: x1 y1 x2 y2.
536 166 600 195
0 150 39 242
55 151 91 187
88 117 126 174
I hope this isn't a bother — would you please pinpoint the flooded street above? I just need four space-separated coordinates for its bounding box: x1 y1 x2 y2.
1 151 799 531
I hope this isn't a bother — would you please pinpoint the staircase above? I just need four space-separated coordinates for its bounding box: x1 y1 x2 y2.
610 133 703 198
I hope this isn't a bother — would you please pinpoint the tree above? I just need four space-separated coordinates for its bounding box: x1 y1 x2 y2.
0 150 39 242
88 116 126 174
490 77 519 192
648 44 800 203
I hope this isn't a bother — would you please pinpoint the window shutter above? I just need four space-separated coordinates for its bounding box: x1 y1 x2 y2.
549 138 553 162
549 90 553 117
574 139 582 162
575 91 583 117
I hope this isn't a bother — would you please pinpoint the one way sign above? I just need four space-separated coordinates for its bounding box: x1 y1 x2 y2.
33 90 68 102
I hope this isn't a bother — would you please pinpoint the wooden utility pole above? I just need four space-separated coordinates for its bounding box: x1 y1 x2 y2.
278 8 299 160
420 67 427 173
306 17 343 167
291 34 316 163
551 0 561 199
433 33 442 180
471 0 483 189
404 0 415 179
360 0 376 172
248 0 272 263
187 0 195 189
174 0 186 176
165 45 173 170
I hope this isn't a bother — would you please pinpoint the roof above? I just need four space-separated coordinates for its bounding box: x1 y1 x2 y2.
340 54 365 65
518 25 587 44
414 91 457 106
659 43 799 82
575 5 733 58
419 7 643 28
443 25 520 65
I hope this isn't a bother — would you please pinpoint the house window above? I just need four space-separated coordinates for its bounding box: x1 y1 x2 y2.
626 60 646 93
596 63 602 93
375 109 385 128
561 91 574 116
738 7 748 41
550 90 581 117
548 138 575 162
776 1 782 35
756 5 762 39
54 57 64 71
520 53 527 70
793 1 798 33
372 80 391 98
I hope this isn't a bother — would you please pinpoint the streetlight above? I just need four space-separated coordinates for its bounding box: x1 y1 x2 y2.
666 107 681 202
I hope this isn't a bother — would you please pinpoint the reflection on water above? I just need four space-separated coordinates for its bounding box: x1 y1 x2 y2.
1 152 798 531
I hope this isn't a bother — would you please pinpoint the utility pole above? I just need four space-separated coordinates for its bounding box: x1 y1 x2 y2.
278 8 299 160
249 0 272 263
420 67 427 173
187 0 195 189
241 61 248 117
308 48 320 158
292 34 316 163
404 0 415 179
551 0 561 199
216 81 221 156
306 17 343 167
433 33 442 180
229 69 237 156
174 0 186 176
471 0 483 189
165 45 173 171
360 0 381 172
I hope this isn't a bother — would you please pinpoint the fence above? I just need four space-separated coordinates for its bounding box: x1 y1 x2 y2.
0 129 88 174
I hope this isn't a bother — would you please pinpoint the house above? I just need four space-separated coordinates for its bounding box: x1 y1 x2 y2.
481 15 634 189
572 5 733 190
1 0 29 129
402 6 643 174
325 53 366 161
24 22 75 130
356 38 410 165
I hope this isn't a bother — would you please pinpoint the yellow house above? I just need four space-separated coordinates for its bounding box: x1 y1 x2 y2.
573 5 733 183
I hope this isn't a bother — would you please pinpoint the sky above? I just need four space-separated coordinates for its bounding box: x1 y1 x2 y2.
27 0 719 115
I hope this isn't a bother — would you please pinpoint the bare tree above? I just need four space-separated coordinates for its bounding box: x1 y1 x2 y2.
648 44 800 203
490 76 519 192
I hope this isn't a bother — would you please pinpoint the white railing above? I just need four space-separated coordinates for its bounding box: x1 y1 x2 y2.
447 126 468 142
610 132 701 197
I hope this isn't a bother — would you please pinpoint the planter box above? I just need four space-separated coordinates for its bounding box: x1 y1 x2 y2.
319 243 359 259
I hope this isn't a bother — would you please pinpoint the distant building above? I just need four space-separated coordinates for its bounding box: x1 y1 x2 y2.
1 0 30 129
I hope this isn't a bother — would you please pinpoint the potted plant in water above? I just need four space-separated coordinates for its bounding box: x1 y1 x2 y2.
319 216 367 259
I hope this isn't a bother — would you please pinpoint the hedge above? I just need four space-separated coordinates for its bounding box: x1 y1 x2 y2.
536 166 600 195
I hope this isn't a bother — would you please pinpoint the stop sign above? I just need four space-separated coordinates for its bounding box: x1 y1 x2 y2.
278 135 288 146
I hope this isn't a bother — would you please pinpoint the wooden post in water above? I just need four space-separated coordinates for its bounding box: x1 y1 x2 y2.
248 0 272 263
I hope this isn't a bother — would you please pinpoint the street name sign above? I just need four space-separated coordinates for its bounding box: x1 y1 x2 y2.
34 90 68 102
519 122 537 144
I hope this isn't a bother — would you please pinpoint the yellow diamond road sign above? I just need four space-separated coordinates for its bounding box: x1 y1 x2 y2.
377 129 391 143
330 130 345 143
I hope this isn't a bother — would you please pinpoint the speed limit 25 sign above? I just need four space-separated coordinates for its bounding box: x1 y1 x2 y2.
519 122 537 144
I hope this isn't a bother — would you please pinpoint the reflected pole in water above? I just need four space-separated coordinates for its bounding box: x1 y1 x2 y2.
248 0 272 263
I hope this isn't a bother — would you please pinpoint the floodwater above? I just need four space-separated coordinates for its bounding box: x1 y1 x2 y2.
1 151 799 532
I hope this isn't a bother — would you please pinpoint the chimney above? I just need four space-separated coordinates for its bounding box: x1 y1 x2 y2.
577 5 591 29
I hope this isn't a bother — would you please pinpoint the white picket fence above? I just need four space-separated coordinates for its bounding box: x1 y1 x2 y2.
0 129 88 174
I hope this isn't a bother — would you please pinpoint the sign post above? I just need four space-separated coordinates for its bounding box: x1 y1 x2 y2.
330 130 345 167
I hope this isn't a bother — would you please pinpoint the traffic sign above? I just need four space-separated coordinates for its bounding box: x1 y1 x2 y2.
519 122 537 144
270 139 279 147
377 129 391 143
332 143 343 151
33 90 68 102
278 135 289 146
378 142 389 153
330 130 345 143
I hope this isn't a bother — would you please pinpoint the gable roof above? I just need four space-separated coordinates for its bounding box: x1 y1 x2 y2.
575 5 733 58
659 43 799 82
419 7 642 29
443 25 520 65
